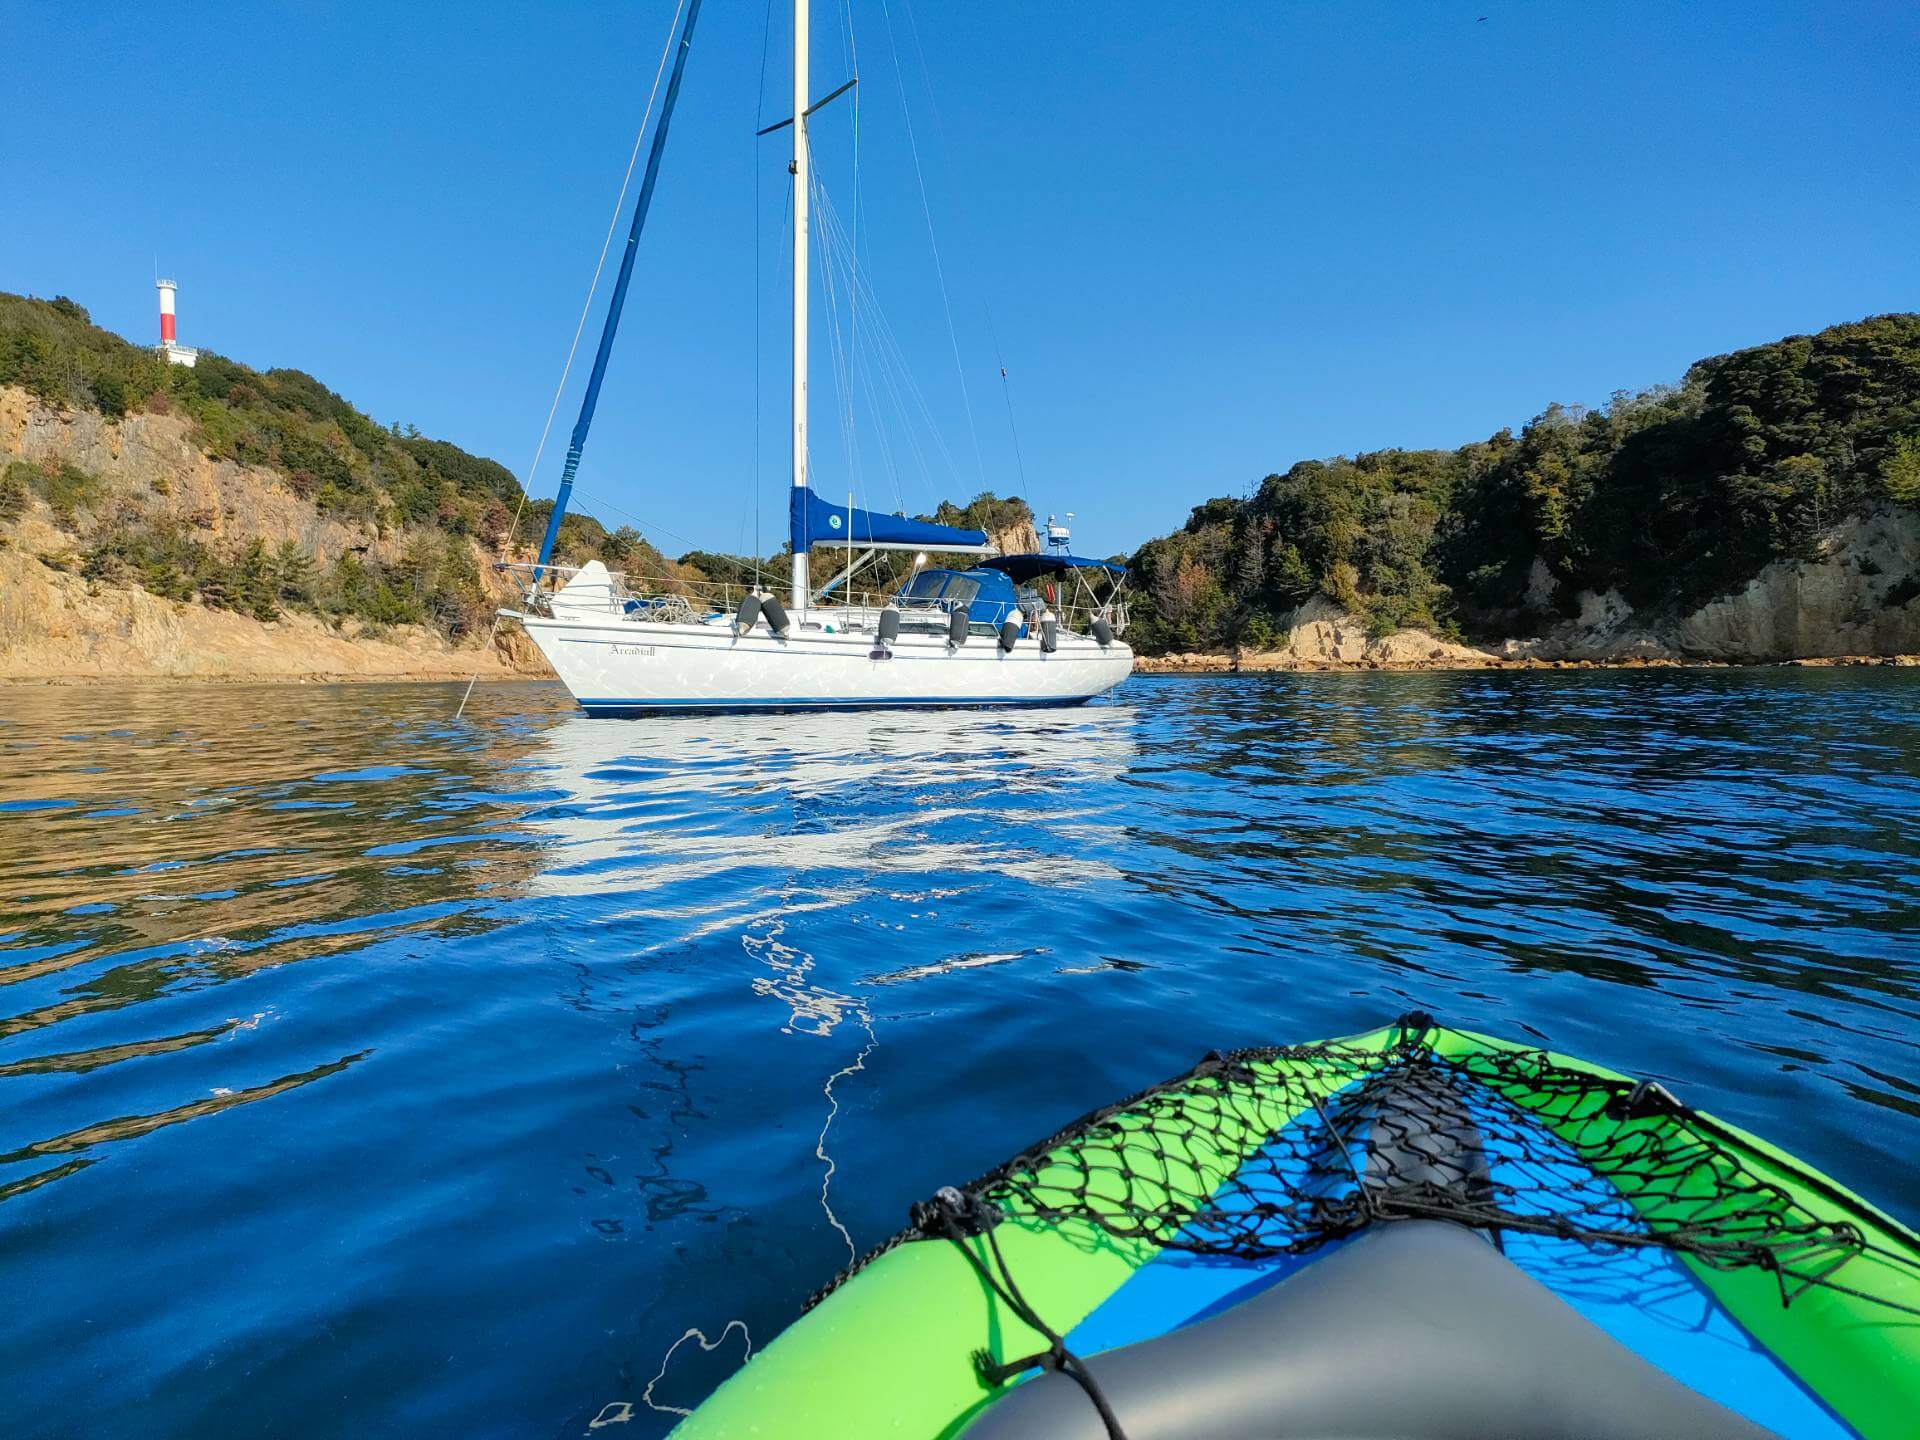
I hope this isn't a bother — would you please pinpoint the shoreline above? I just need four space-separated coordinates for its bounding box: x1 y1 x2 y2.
1133 652 1920 675
4 655 1916 685
0 670 555 687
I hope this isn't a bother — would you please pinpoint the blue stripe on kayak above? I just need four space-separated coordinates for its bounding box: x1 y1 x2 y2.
1063 1086 1361 1357
1457 1086 1858 1440
576 695 1095 715
1061 1081 1857 1440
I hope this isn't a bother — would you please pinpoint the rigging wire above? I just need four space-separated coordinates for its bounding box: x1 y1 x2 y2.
807 174 912 516
900 0 1035 522
837 244 908 509
876 0 987 494
571 484 711 557
843 0 869 513
750 0 778 589
813 168 862 505
457 0 687 719
808 182 963 498
896 0 949 142
983 303 1031 508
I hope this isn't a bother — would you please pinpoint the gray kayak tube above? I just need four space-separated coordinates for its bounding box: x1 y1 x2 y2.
959 1220 1777 1440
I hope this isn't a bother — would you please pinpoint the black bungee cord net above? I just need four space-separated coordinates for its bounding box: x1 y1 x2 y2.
810 1016 1920 1440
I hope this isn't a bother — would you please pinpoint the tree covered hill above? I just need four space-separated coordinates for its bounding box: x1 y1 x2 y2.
1125 314 1920 655
21 288 1906 665
0 291 1041 642
0 289 682 637
2 292 545 532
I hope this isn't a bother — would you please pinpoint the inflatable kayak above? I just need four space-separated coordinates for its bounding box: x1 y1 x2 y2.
671 1016 1919 1439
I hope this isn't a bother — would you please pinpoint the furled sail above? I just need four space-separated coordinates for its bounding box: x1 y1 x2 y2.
789 487 990 554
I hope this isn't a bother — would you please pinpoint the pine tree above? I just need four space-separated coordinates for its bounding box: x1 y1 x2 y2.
236 538 279 620
194 557 233 612
1883 433 1920 505
273 539 315 604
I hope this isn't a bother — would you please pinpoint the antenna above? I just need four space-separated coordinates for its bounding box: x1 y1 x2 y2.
985 305 1030 507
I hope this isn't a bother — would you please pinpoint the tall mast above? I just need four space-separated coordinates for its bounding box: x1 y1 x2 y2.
790 0 811 612
534 0 705 572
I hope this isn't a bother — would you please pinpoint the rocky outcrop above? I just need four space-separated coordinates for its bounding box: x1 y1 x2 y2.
1498 507 1920 663
2 388 415 571
1669 509 1920 659
1 387 548 682
1138 599 1501 672
1140 507 1920 673
1495 589 1678 664
987 518 1042 557
0 545 531 682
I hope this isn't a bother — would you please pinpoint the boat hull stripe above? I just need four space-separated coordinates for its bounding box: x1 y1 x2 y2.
574 695 1096 715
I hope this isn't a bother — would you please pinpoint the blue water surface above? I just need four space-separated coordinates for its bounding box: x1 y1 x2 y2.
1 672 1916 1438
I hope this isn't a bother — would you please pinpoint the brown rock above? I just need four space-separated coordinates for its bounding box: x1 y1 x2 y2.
1 385 550 683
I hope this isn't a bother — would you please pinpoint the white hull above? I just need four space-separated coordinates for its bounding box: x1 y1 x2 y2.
510 611 1133 714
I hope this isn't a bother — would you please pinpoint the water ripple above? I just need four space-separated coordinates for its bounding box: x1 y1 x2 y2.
0 672 1916 1437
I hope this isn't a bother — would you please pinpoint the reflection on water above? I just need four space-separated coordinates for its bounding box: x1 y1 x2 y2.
520 709 1136 1039
1 673 1917 1437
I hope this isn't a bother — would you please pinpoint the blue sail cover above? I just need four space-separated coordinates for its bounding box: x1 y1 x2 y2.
789 487 989 554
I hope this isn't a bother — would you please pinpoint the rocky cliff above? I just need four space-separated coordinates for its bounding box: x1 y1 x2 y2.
0 544 541 682
0 386 542 681
987 516 1042 558
1123 314 1920 663
1670 509 1920 660
1140 506 1920 672
1492 506 1920 664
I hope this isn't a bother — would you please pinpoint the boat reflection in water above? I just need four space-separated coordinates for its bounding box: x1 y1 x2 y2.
519 703 1142 893
515 702 1141 1037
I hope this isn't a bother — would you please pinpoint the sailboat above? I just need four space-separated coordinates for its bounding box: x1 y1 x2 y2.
500 0 1133 715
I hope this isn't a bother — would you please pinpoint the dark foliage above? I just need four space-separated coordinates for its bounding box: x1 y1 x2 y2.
1126 315 1920 653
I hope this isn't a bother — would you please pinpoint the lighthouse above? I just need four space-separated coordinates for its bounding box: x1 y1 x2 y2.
155 278 199 367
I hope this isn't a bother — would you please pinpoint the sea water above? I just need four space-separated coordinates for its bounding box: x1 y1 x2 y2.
1 672 1915 1437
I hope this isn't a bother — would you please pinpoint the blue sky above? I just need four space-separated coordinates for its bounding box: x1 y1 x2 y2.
4 2 1916 560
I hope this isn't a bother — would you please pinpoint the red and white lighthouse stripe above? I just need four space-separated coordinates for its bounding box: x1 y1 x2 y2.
157 279 178 344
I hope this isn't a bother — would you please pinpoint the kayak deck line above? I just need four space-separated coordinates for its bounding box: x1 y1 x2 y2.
671 1014 1920 1440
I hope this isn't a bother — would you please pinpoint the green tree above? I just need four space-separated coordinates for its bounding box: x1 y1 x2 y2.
41 463 102 525
272 540 315 603
234 538 279 620
1124 314 1920 653
325 551 372 616
0 461 33 521
1882 433 1920 504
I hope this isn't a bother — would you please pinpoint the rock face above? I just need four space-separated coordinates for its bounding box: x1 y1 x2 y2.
1669 509 1920 660
0 546 530 681
1 387 548 682
1504 507 1920 663
1499 589 1676 664
1251 597 1493 668
4 388 407 569
987 518 1042 557
1138 598 1500 672
1139 507 1920 672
